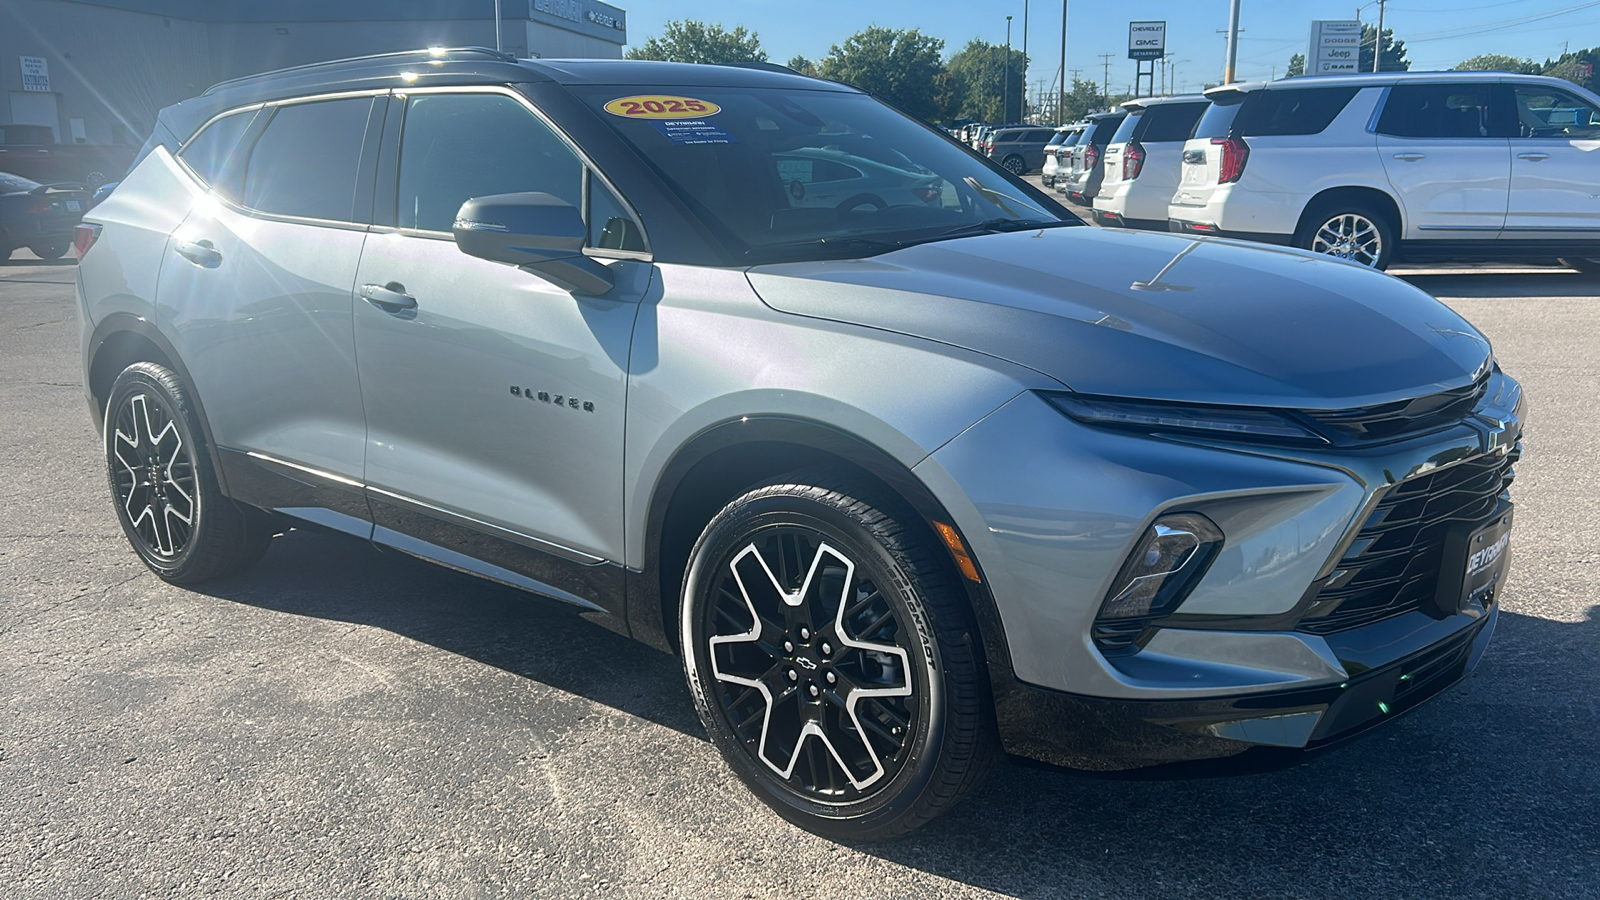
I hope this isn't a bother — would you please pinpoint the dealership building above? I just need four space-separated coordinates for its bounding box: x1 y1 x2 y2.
0 0 628 148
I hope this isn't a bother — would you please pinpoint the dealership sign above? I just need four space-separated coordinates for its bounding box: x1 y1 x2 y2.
1128 21 1166 61
1308 20 1362 75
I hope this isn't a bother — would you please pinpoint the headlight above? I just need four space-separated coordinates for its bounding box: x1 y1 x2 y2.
1092 512 1224 655
1042 392 1326 444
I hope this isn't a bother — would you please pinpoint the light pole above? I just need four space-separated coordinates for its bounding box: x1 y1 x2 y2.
1224 0 1242 83
1004 16 1014 122
1058 0 1068 125
1022 0 1030 121
1373 0 1387 72
494 0 502 52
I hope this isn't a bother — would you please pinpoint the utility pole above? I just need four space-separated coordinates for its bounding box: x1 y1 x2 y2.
494 0 502 52
1373 0 1386 72
1098 52 1114 105
1022 0 1030 120
1005 16 1014 122
1224 0 1242 83
1057 0 1068 126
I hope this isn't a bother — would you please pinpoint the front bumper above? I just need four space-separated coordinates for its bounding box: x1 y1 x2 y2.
996 606 1496 768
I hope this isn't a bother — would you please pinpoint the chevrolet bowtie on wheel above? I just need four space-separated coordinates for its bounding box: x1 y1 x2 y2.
79 48 1524 838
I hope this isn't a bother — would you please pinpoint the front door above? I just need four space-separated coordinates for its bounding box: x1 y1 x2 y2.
352 89 650 599
1503 82 1600 238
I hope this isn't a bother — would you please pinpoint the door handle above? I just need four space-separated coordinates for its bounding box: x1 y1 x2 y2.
1516 152 1550 162
360 281 417 312
1391 153 1426 162
172 238 221 268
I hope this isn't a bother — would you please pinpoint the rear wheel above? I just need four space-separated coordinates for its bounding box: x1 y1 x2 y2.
680 474 996 841
105 362 273 584
29 241 69 260
1558 257 1600 276
1294 202 1395 270
1001 155 1026 176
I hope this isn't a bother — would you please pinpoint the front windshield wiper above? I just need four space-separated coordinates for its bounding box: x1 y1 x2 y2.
746 235 907 261
917 217 1077 244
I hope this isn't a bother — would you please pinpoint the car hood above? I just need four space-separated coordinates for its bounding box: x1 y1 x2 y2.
745 228 1492 409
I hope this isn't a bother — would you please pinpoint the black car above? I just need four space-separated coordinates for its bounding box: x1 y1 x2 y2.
0 172 89 260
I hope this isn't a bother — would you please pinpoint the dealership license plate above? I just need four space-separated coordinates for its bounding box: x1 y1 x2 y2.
66 200 81 211
1436 503 1513 614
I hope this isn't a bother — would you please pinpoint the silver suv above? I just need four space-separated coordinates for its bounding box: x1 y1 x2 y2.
78 49 1523 840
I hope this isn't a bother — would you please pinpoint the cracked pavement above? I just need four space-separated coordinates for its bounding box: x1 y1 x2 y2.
1 248 1597 898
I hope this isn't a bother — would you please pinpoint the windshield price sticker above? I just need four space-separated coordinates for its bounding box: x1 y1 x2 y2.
605 95 721 118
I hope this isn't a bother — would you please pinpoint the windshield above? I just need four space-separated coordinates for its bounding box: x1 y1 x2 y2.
576 84 1066 262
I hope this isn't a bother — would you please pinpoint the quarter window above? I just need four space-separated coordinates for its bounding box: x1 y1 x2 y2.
1236 87 1359 136
396 93 582 233
1193 97 1243 139
1376 84 1501 138
242 98 372 222
178 109 257 197
1139 102 1209 142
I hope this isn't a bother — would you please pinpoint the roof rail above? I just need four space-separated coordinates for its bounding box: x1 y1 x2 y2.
203 46 518 95
717 61 801 75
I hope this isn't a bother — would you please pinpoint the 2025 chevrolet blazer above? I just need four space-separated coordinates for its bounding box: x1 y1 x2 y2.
76 49 1523 840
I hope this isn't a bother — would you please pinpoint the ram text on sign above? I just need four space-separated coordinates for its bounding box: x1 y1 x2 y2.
1308 21 1361 75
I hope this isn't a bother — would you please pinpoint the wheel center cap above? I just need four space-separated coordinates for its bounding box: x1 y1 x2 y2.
795 655 818 671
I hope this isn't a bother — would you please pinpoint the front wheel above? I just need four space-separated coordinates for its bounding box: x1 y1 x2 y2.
105 362 273 583
1002 155 1026 176
1294 203 1395 270
680 474 996 841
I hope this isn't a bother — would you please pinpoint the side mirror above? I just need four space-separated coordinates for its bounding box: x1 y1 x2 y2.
452 192 614 295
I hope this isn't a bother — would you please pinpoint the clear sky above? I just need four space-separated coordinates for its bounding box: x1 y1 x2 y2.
620 1 1600 94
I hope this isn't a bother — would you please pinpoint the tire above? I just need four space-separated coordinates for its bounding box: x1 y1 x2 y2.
680 472 997 841
104 362 272 584
29 241 69 260
1294 202 1396 270
1558 257 1600 276
1002 155 1026 176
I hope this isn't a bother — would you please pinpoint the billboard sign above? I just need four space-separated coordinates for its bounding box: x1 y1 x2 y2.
1308 20 1362 75
1128 21 1166 61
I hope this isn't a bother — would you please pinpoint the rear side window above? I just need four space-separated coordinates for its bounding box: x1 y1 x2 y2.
396 93 582 234
1194 98 1243 139
1376 84 1500 138
1236 87 1359 136
1045 132 1067 147
1139 102 1209 142
242 98 372 222
1086 116 1125 144
1029 128 1055 142
178 109 256 196
1109 111 1144 144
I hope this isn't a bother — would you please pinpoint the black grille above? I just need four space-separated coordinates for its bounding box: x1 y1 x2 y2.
1300 372 1490 445
1298 446 1518 635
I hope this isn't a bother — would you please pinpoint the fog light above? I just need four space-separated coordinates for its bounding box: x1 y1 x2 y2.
1093 512 1223 654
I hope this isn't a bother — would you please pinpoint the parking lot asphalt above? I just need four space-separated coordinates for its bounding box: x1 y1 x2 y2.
2 244 1597 899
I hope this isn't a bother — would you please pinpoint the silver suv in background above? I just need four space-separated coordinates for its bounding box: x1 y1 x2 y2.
1040 123 1084 188
1169 72 1600 270
1093 95 1209 230
985 125 1058 175
1059 110 1126 205
77 49 1523 841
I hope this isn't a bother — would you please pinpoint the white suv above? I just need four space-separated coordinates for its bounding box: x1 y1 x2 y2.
1093 95 1209 230
1168 72 1600 270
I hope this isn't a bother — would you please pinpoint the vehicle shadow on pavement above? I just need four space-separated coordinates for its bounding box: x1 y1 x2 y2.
1397 270 1599 299
868 605 1600 898
190 525 706 739
0 256 77 267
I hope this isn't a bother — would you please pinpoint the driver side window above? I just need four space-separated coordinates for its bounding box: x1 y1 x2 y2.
1511 85 1600 139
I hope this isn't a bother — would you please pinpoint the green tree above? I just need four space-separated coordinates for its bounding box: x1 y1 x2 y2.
1539 47 1597 88
1453 54 1539 74
945 39 1028 122
1358 24 1409 73
786 55 819 77
625 20 767 64
1056 77 1107 123
818 27 946 122
1285 53 1305 78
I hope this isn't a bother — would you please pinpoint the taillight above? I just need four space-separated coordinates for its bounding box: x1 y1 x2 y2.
1085 144 1102 170
1212 137 1249 184
74 223 102 258
1123 142 1146 180
27 198 51 214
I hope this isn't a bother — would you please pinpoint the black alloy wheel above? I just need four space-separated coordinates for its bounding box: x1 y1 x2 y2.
29 241 69 260
105 362 273 583
681 474 996 841
1002 155 1026 176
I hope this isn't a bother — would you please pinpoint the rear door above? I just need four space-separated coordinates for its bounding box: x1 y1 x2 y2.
160 95 380 533
1375 82 1510 240
1503 81 1600 238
